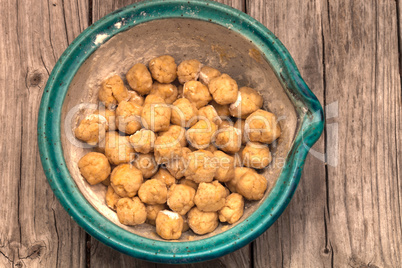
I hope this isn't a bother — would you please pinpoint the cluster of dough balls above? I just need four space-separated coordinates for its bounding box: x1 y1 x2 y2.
75 55 282 240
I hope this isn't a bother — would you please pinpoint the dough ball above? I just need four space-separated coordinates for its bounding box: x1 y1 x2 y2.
178 178 198 190
99 75 129 109
186 120 217 149
242 142 272 169
154 134 183 164
115 101 142 135
225 167 250 193
177 59 202 84
94 108 116 131
144 94 165 105
78 152 111 185
116 197 147 226
199 66 221 85
245 109 281 144
214 126 242 153
149 55 177 83
229 87 263 118
129 129 156 154
210 100 230 118
146 203 167 225
235 119 247 144
141 102 171 133
156 210 184 240
194 181 228 212
150 82 178 104
104 132 135 165
219 193 244 224
165 147 191 179
171 98 198 128
106 185 121 210
187 207 218 235
75 114 108 145
127 90 144 106
213 150 235 182
110 163 143 197
167 184 196 215
198 105 222 125
138 179 167 205
208 74 238 105
159 125 187 147
183 81 212 108
152 168 176 188
184 150 217 183
236 169 267 200
133 153 158 179
126 63 153 95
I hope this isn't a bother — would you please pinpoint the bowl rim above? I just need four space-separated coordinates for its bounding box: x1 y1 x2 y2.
38 0 324 264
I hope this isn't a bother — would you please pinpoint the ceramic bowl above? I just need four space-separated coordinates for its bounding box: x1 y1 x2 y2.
38 0 324 264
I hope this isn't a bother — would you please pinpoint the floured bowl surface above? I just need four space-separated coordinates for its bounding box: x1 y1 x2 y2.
38 0 323 264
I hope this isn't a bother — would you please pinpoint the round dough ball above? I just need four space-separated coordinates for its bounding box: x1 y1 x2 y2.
208 74 238 105
152 168 176 188
186 120 217 149
199 66 221 85
78 152 111 185
184 150 217 183
156 210 184 240
127 90 144 106
178 178 198 190
110 163 143 197
242 142 272 169
106 185 121 210
154 134 183 164
213 150 235 182
129 129 156 154
245 109 281 144
116 197 147 226
141 102 171 133
138 179 167 205
146 203 167 225
225 167 250 193
210 100 230 118
115 101 142 134
171 98 198 127
194 181 228 212
183 81 212 109
165 147 191 179
75 114 108 145
94 108 116 131
177 59 202 84
104 132 135 165
167 184 196 215
150 82 178 104
236 169 267 200
99 75 129 109
229 87 263 118
133 153 158 179
158 125 187 147
187 207 218 235
149 55 177 83
218 193 244 224
198 105 222 125
213 126 242 153
126 63 153 95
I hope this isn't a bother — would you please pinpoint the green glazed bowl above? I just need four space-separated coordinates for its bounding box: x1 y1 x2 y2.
38 0 324 264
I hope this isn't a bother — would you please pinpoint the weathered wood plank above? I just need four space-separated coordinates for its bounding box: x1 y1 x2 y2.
90 0 250 267
247 0 330 267
0 0 89 267
322 1 402 267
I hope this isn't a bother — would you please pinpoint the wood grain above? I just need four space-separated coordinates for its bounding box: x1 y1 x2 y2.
247 0 330 267
0 0 89 267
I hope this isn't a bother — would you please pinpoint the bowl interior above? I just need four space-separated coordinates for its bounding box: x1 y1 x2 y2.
61 18 297 241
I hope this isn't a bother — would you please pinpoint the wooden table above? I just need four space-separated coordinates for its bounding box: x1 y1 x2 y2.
1 0 401 267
